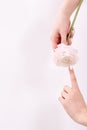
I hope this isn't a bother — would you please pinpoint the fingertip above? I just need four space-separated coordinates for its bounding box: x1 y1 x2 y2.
69 66 73 72
51 43 57 51
70 29 75 38
68 66 74 78
51 36 58 50
69 66 75 78
68 38 72 45
61 39 67 44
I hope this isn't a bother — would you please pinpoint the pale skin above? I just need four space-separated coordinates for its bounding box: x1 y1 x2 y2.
59 68 87 126
51 0 81 49
51 0 87 126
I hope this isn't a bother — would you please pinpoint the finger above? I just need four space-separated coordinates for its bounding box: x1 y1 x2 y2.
58 96 65 104
51 33 61 49
51 42 57 50
70 29 75 38
61 91 68 99
63 85 71 93
51 37 58 49
69 28 75 38
69 67 78 88
68 38 72 45
61 32 67 44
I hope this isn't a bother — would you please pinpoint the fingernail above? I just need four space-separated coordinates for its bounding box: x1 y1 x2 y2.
69 66 73 70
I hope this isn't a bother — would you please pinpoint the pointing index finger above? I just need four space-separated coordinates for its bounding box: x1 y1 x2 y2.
69 67 78 88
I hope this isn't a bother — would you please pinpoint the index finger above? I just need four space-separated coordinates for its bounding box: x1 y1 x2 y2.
69 67 78 88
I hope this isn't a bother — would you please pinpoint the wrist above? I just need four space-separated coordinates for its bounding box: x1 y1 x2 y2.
58 8 70 20
59 0 81 18
58 6 71 19
76 106 87 126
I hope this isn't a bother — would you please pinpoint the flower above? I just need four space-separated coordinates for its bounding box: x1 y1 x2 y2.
53 43 79 67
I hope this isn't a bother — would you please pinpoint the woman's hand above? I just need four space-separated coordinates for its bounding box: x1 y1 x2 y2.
59 67 87 126
51 11 74 49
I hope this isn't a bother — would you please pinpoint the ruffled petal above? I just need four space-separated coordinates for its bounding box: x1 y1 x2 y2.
53 43 79 67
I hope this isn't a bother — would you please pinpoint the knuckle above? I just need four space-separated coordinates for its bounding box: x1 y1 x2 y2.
64 85 70 90
61 91 63 96
64 85 69 89
70 91 75 97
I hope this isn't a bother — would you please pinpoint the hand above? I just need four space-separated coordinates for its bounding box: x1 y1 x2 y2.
51 11 74 49
59 67 87 126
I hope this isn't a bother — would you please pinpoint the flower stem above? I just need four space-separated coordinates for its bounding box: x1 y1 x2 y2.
67 0 83 42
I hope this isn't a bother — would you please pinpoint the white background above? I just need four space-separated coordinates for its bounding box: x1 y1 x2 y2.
0 0 87 130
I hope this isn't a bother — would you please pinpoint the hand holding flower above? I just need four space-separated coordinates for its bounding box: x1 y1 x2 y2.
52 0 83 67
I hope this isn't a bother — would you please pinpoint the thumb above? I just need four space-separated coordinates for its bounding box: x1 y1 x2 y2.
61 32 67 44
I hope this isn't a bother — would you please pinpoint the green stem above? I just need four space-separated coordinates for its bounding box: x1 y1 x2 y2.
67 0 83 42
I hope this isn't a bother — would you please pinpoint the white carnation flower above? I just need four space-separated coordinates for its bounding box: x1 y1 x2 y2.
53 43 79 67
